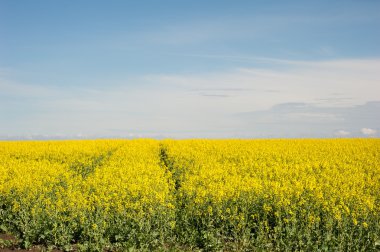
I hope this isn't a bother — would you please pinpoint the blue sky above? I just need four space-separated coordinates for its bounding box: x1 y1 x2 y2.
1 0 379 139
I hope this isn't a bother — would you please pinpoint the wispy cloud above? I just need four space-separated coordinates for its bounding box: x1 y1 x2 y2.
236 101 380 138
1 58 380 138
0 70 59 98
199 94 232 98
139 6 380 46
147 58 380 110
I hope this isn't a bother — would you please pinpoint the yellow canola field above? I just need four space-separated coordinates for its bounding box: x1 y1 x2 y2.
162 139 380 250
0 139 379 251
0 140 174 250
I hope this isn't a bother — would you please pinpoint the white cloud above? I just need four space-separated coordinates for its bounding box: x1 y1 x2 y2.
1 58 380 138
361 128 377 135
335 130 351 137
0 78 59 97
147 58 380 111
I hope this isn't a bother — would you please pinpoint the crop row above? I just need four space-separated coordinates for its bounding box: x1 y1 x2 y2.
0 139 379 251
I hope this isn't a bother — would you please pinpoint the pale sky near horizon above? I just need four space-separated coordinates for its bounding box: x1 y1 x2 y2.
1 0 379 139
